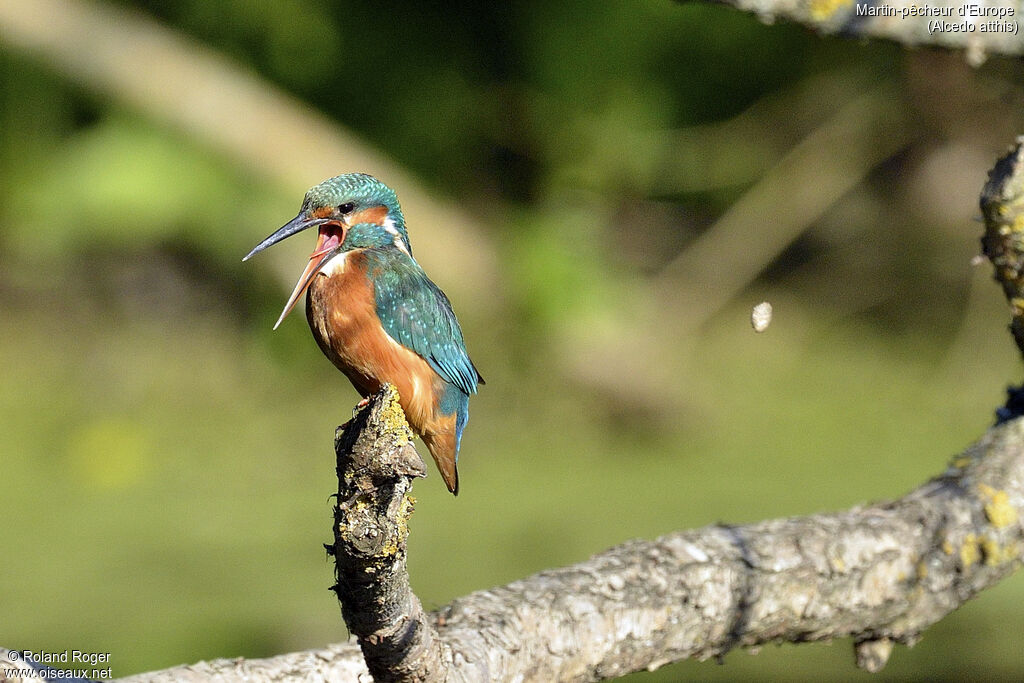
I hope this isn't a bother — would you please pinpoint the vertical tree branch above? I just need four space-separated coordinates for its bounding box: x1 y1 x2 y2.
981 136 1024 362
330 384 447 682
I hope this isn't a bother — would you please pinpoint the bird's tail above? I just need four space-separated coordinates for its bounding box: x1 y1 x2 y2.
421 431 460 495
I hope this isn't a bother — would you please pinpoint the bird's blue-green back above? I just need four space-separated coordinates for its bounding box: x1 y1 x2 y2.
364 248 482 400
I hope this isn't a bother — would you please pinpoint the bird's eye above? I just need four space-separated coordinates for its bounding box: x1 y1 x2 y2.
338 203 355 214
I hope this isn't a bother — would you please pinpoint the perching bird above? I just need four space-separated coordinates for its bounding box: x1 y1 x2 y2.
244 174 483 494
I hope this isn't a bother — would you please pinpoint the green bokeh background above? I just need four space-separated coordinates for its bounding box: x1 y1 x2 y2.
3 0 1024 679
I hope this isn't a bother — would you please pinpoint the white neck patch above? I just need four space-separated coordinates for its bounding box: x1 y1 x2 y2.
318 250 350 277
382 216 411 256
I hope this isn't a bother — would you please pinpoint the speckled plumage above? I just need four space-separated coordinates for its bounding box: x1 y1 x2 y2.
367 250 480 397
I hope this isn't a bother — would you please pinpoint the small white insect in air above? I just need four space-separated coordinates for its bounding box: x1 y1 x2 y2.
751 301 772 333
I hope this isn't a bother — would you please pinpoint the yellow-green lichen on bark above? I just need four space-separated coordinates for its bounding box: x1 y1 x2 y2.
978 534 1019 566
951 456 973 469
381 493 416 557
960 533 980 568
978 483 1018 529
808 0 852 20
379 384 412 446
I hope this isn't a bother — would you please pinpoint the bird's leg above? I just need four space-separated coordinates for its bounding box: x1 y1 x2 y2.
339 397 373 432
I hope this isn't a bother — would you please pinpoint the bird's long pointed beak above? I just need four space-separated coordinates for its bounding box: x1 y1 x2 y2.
244 211 346 329
272 247 337 329
242 212 332 262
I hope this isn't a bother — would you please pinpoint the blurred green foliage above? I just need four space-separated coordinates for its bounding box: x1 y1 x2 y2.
3 0 1024 679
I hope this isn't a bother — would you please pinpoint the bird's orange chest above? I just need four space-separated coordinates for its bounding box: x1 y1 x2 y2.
306 251 381 393
304 252 444 432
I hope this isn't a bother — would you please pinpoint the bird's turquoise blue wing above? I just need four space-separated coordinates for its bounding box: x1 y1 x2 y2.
371 254 482 396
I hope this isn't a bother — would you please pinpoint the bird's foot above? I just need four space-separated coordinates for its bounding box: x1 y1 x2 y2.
339 398 372 432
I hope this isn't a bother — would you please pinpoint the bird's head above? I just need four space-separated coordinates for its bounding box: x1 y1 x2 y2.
243 174 411 328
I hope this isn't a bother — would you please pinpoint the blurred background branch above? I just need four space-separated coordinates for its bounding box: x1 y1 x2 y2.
654 85 911 332
0 0 496 304
561 83 915 409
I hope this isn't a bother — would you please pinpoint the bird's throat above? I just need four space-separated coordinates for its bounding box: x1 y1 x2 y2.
272 225 346 330
310 224 344 259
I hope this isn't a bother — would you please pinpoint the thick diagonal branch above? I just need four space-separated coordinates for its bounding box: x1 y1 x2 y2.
114 416 1024 682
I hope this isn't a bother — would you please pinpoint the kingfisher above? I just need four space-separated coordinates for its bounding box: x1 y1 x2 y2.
244 174 483 494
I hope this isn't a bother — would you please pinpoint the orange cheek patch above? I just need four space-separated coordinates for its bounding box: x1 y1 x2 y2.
310 206 336 219
349 205 389 226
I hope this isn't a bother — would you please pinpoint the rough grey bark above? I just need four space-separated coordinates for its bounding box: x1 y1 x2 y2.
430 423 1023 679
696 0 1023 64
99 643 368 682
329 385 447 682
982 136 1024 362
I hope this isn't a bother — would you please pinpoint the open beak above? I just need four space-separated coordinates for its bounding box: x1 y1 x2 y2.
243 212 346 329
242 212 333 262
